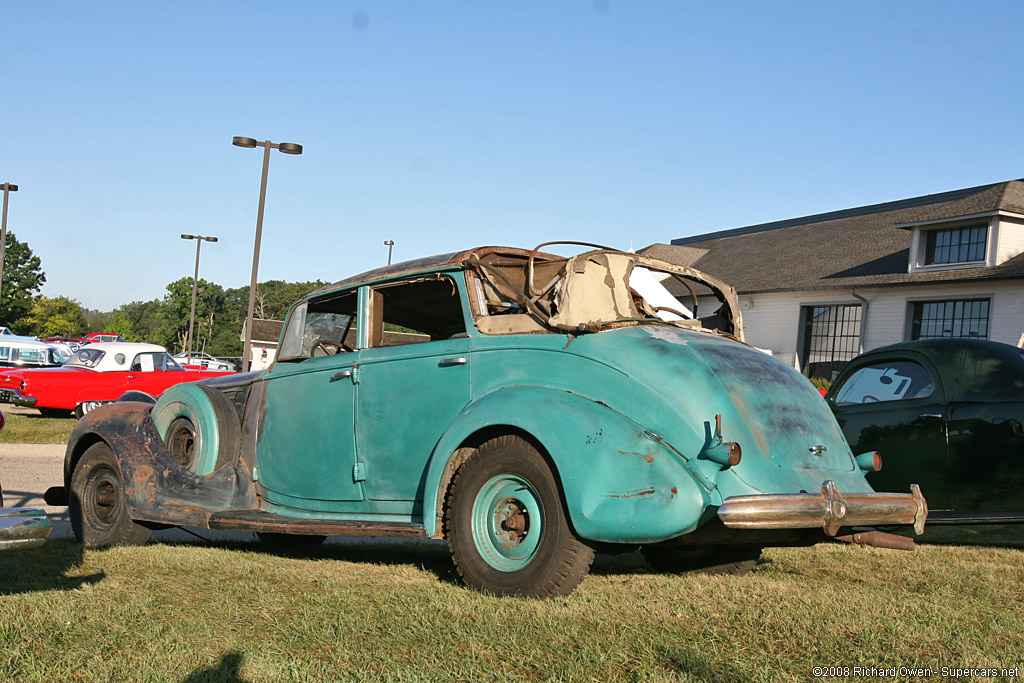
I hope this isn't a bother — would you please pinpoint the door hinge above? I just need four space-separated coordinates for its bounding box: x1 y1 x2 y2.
353 462 366 482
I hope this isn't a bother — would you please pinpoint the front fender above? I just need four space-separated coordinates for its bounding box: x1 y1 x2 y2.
423 385 714 543
64 402 257 527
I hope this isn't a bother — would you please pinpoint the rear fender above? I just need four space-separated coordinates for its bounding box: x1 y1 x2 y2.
423 386 712 543
64 402 257 527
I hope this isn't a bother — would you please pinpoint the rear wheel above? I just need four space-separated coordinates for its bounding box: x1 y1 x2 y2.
69 442 151 547
641 544 762 576
445 435 594 597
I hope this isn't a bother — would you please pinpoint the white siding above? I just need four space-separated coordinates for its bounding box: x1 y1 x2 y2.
739 280 1024 371
995 216 1024 265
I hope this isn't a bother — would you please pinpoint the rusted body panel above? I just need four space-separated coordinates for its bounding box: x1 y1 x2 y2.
63 403 259 528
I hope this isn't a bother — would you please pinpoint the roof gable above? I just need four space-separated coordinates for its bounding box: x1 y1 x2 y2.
654 179 1024 294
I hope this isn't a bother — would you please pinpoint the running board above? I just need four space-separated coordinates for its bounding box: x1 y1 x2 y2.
927 510 1024 525
207 509 427 538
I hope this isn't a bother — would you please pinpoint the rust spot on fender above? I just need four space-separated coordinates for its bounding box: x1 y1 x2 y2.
607 488 656 499
615 449 655 463
671 486 678 496
134 465 155 483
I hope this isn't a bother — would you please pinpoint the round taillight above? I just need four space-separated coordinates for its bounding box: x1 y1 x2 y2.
728 442 742 467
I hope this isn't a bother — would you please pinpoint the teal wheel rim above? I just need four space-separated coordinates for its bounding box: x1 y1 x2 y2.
471 474 544 572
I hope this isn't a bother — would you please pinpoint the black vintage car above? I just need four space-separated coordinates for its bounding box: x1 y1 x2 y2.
826 339 1024 524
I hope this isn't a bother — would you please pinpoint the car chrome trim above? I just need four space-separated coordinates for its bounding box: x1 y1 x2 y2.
718 481 928 536
926 509 1024 524
0 506 52 550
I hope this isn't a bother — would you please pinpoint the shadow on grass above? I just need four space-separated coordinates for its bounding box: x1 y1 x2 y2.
0 537 104 595
657 645 753 683
183 651 249 683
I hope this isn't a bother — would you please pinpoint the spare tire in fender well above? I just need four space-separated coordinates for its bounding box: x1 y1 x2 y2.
150 383 241 476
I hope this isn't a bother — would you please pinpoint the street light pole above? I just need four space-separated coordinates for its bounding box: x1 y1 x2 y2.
0 182 19 305
233 136 302 371
384 239 395 265
180 234 218 363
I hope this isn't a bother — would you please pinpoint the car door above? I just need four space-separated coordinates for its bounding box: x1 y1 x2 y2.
353 275 473 507
256 292 364 508
944 346 1024 514
124 351 177 396
829 353 954 509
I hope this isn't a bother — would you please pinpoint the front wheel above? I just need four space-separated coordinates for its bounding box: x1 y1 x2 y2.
445 435 594 598
69 442 151 547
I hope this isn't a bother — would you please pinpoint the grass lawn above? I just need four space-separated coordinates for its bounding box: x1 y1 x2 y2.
0 535 1022 681
0 408 76 444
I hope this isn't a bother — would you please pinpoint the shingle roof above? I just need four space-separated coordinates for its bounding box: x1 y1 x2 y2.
645 179 1024 295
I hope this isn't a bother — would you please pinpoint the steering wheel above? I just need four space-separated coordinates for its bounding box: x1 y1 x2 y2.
312 339 353 357
862 395 880 403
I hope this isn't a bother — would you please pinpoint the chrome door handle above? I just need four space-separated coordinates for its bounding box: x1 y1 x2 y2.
919 414 943 419
439 357 468 367
330 370 353 382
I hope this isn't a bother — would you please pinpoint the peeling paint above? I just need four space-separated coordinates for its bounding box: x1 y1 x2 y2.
607 488 656 499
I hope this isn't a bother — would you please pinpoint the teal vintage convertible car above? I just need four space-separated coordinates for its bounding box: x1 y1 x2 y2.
45 245 926 597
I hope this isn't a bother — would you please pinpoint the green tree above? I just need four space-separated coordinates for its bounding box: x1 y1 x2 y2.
160 277 226 354
0 233 45 330
108 299 164 343
26 295 88 337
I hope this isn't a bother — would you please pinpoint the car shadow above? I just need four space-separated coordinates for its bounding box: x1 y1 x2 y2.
183 651 250 683
0 537 104 595
913 524 1024 550
154 535 659 586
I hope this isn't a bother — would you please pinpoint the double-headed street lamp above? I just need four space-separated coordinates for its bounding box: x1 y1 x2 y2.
232 136 303 371
0 182 18 303
180 234 218 363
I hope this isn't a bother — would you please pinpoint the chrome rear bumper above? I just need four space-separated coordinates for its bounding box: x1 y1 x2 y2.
718 481 927 536
0 507 52 550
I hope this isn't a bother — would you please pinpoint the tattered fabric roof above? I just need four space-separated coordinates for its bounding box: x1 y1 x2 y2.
643 179 1024 295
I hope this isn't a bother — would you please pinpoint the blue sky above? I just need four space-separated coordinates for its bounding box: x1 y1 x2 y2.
3 1 1023 311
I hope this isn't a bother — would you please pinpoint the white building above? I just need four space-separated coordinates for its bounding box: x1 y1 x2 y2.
645 179 1024 379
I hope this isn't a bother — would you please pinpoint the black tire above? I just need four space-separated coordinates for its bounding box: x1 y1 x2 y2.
256 532 328 547
69 442 151 547
641 544 762 576
151 384 241 475
445 435 594 598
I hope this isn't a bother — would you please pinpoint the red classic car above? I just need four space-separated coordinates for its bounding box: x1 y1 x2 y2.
0 342 234 417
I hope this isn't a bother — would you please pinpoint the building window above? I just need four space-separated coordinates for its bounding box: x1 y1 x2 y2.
800 304 862 380
910 299 989 340
924 225 987 265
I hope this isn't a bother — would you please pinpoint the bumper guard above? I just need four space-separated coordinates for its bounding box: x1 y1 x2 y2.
718 481 927 536
0 506 52 550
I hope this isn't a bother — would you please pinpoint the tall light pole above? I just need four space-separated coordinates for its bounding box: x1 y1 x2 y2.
233 136 303 371
180 234 218 363
384 239 395 265
0 182 18 304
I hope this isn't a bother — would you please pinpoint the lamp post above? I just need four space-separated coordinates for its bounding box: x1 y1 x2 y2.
384 239 395 265
180 234 218 363
0 182 18 304
232 136 303 371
